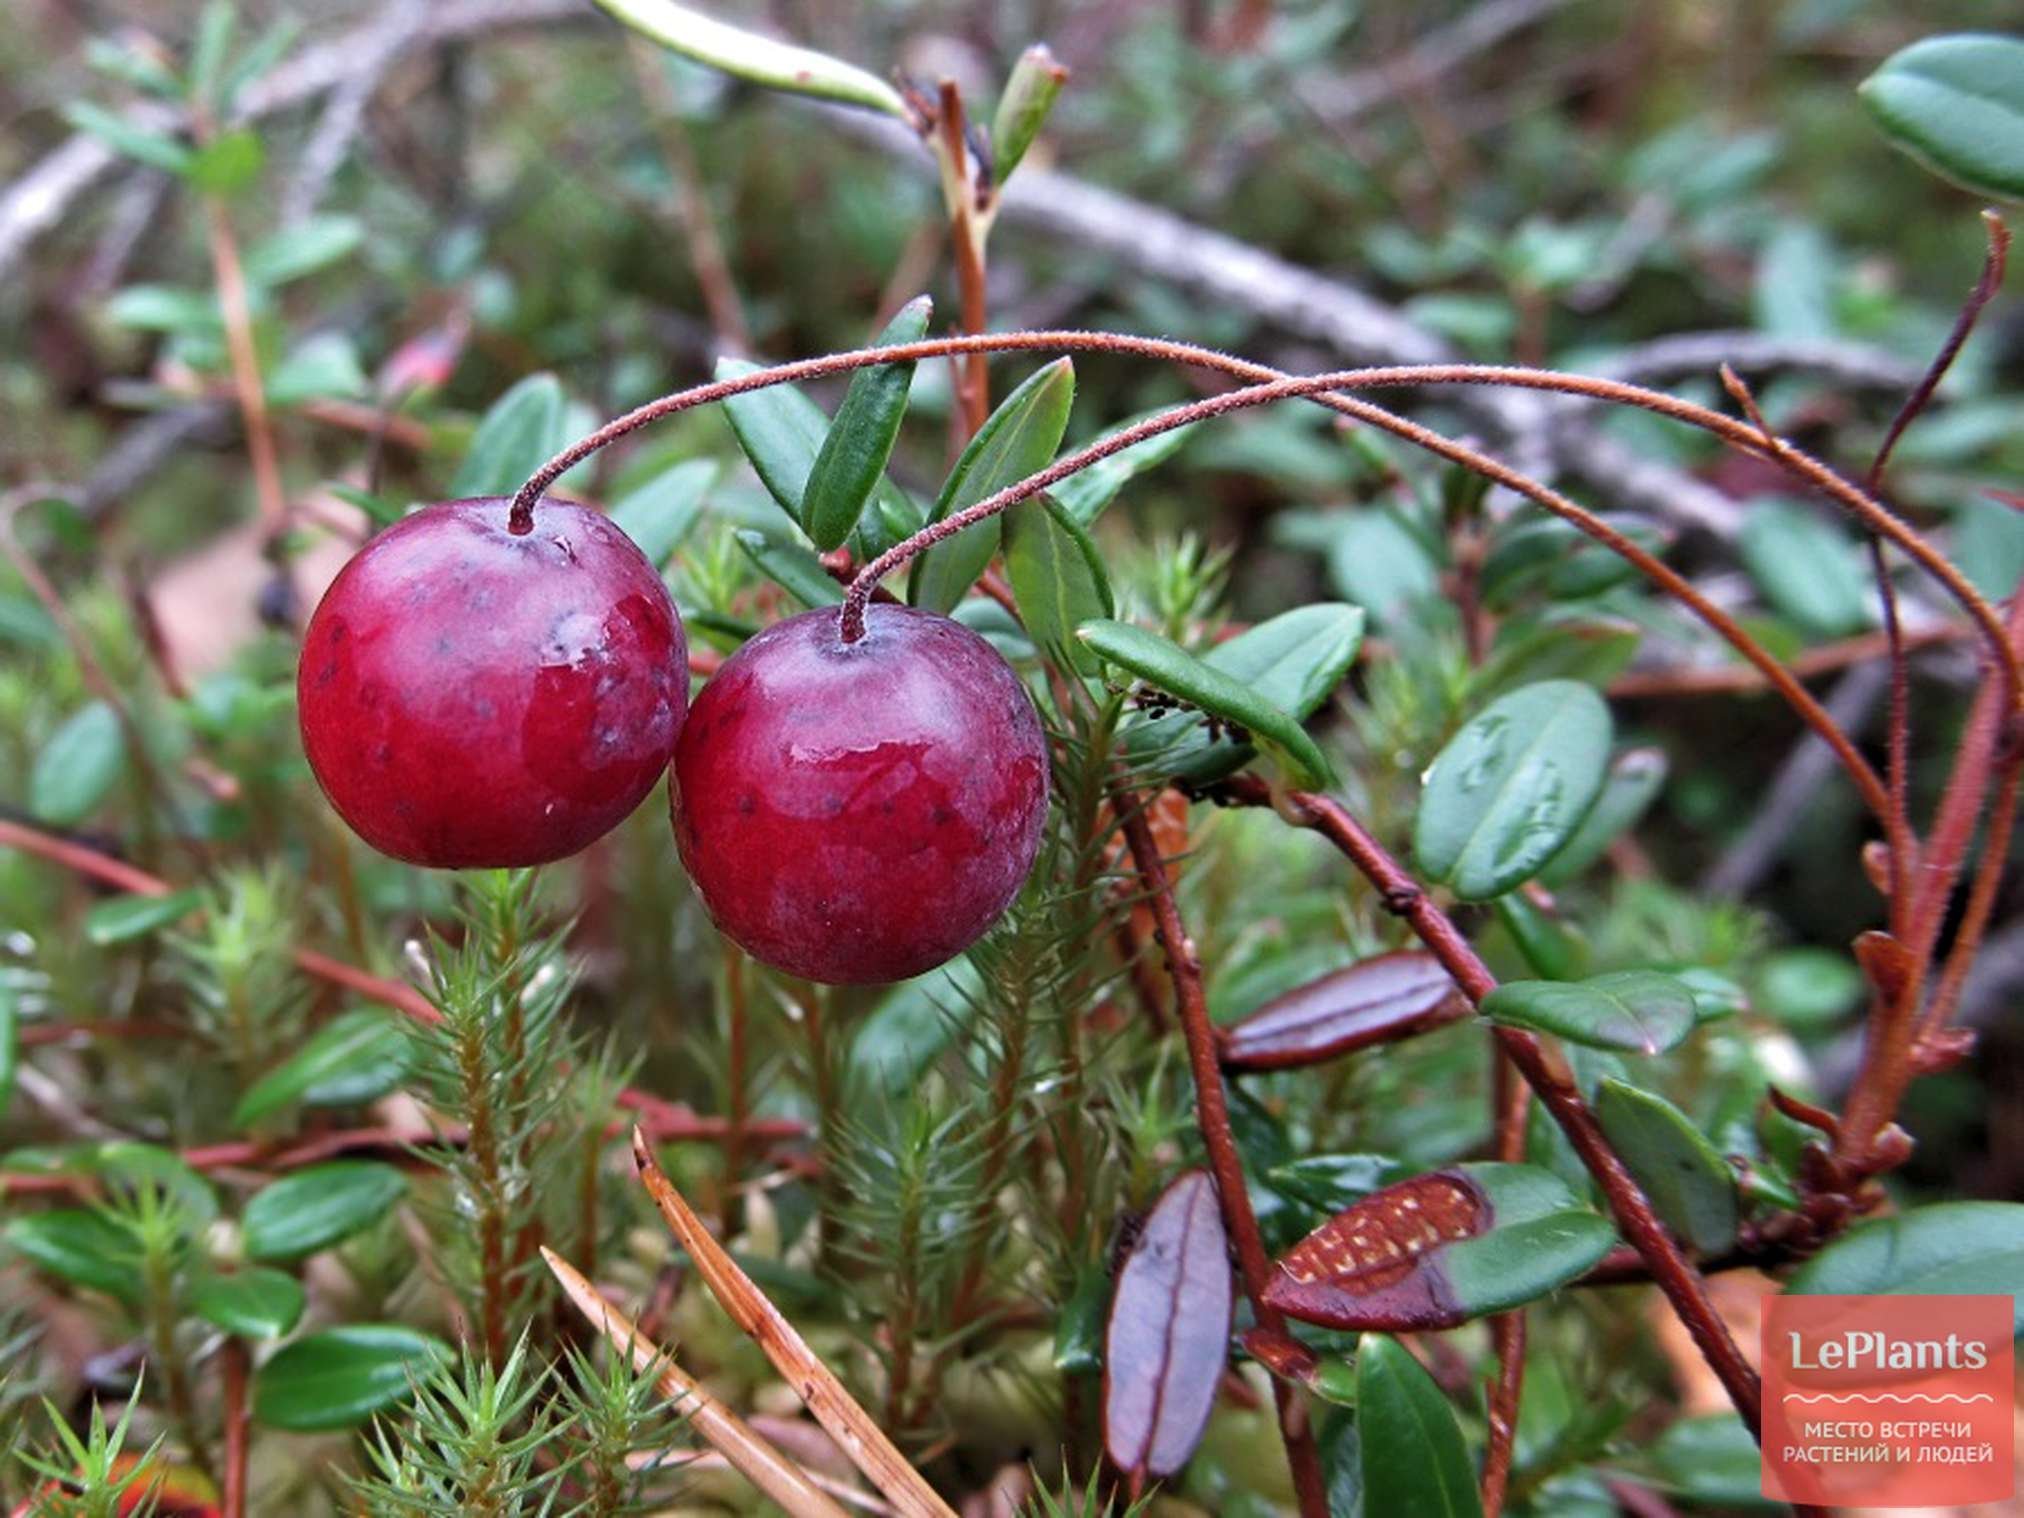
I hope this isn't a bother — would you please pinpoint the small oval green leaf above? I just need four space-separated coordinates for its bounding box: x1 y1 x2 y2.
1077 618 1335 789
241 1161 408 1263
85 890 204 947
1739 498 1872 638
1356 1336 1485 1518
1786 1202 2024 1328
609 458 717 567
252 1325 451 1431
4 1209 142 1302
233 1010 417 1128
1480 970 1698 1055
735 530 843 607
804 296 930 551
31 701 127 827
449 374 567 498
1860 34 2024 201
1594 1078 1740 1255
190 1266 306 1339
1414 680 1613 901
910 359 1075 613
1005 495 1112 673
1537 747 1668 886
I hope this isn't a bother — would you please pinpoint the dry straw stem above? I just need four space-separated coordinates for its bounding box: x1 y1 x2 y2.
630 1129 958 1518
540 1245 853 1518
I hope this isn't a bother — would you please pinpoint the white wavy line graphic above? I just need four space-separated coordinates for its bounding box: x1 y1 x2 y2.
1781 1392 1996 1405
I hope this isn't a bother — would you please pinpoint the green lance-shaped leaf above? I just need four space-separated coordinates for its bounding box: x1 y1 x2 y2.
1480 970 1698 1056
1491 891 1590 983
1077 618 1336 789
241 1161 408 1263
61 102 195 176
189 1265 306 1339
717 357 916 535
736 530 843 607
85 890 204 947
1261 1162 1615 1331
991 44 1069 183
242 215 365 288
608 458 717 567
1594 1078 1740 1255
31 700 127 827
1326 507 1442 627
803 296 930 551
233 1009 417 1128
1537 747 1668 887
595 0 909 119
252 1325 451 1431
1413 679 1613 901
1356 1336 1486 1518
1049 412 1197 527
449 373 567 498
1130 602 1365 787
1860 33 2024 202
1004 495 1112 673
1786 1201 2024 1330
910 359 1076 613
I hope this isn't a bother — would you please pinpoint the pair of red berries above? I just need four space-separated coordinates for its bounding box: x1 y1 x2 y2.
297 498 1050 983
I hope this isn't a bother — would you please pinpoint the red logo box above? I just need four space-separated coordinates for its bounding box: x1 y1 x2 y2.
1762 1294 2014 1507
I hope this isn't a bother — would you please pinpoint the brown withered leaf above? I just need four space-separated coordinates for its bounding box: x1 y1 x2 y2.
1219 951 1468 1072
1260 1170 1488 1331
1102 1170 1232 1484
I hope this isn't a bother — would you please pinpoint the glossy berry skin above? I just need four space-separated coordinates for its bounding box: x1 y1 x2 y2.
298 497 687 868
672 603 1050 984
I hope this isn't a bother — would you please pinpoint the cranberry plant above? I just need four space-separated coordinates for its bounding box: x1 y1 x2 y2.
2 5 2022 1516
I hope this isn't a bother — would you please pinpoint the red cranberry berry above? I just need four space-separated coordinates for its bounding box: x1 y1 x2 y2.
671 603 1050 984
298 497 687 868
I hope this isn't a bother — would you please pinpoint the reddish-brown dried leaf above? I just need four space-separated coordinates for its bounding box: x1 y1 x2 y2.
1219 951 1468 1072
1103 1171 1233 1482
1260 1170 1488 1331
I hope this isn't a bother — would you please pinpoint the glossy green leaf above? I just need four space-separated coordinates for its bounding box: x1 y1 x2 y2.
804 297 930 551
241 1161 407 1262
1754 948 1864 1031
1077 618 1334 788
848 960 980 1098
266 333 369 406
1594 1078 1739 1255
1005 495 1112 672
1492 892 1589 982
61 103 195 175
1481 970 1697 1055
1325 508 1441 626
609 458 716 567
85 890 203 947
1050 414 1197 527
1439 1163 1617 1316
104 284 222 335
717 357 829 528
252 1325 451 1431
596 0 908 118
4 1210 142 1301
1786 1202 2024 1329
1356 1336 1484 1518
1132 604 1365 786
242 216 365 287
1860 33 2024 201
735 530 842 607
448 374 567 499
910 360 1075 613
31 701 127 827
233 1010 417 1128
1052 1263 1108 1375
1538 748 1668 886
1738 499 1871 638
992 44 1068 182
1413 680 1612 901
190 1266 306 1339
1641 1414 1780 1510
